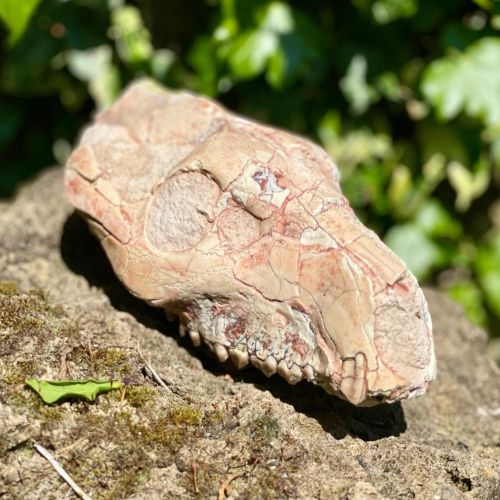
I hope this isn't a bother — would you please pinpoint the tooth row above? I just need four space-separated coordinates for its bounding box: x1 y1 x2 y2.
179 323 316 384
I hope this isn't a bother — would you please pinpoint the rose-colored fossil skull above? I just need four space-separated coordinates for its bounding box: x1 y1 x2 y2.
65 80 436 405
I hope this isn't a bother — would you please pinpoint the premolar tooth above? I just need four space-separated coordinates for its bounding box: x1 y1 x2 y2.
302 365 314 381
288 364 302 385
189 329 201 347
277 359 289 379
214 343 229 362
261 356 277 377
229 349 249 369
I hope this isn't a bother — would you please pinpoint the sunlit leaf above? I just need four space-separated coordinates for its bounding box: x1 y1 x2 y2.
372 0 418 24
388 165 412 211
340 55 379 115
0 0 42 47
470 0 493 10
446 281 487 326
111 5 153 64
447 158 490 212
66 46 113 83
228 30 277 78
26 379 123 404
422 37 500 126
65 46 121 109
414 199 461 239
475 232 500 315
258 2 294 34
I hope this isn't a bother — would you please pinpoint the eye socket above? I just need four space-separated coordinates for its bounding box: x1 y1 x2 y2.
145 171 220 253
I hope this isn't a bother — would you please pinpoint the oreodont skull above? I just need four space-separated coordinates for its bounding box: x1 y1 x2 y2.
65 80 436 405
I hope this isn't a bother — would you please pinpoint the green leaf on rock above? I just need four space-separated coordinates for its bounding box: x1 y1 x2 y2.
26 379 123 404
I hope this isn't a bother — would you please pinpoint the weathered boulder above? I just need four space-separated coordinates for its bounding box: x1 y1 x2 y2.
0 168 499 499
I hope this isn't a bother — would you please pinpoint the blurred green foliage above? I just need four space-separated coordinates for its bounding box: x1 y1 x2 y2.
1 0 500 342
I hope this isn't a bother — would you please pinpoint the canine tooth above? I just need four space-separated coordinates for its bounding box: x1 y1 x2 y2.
302 365 314 381
355 352 366 377
340 370 367 405
288 364 302 385
229 349 249 369
340 377 354 403
189 329 201 347
214 343 229 362
342 358 355 379
179 323 187 337
261 356 277 377
349 377 367 405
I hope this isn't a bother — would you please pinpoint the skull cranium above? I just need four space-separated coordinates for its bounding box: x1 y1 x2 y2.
65 80 436 405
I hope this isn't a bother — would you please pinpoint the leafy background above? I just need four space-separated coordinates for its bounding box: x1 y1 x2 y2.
1 0 499 357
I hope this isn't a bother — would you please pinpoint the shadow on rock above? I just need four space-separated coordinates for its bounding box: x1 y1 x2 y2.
60 211 407 442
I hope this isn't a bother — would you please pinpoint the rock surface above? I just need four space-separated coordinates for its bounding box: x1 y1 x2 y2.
0 168 499 499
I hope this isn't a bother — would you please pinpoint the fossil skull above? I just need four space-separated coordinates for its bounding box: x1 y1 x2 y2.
65 80 436 405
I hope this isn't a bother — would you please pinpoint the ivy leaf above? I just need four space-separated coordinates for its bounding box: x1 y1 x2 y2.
26 379 123 404
0 0 42 47
422 37 500 126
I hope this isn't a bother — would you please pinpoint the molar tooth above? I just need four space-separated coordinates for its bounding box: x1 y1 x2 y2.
189 329 201 347
288 364 302 385
302 365 314 381
214 343 229 362
229 349 249 369
261 356 277 377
